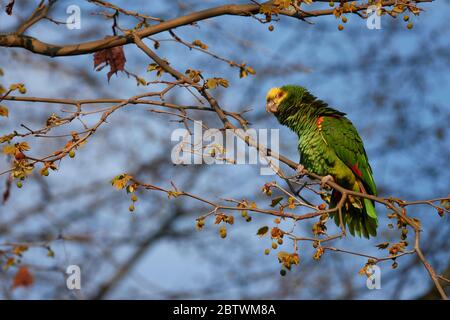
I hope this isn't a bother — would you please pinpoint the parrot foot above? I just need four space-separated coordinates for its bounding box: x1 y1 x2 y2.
295 164 305 177
320 175 334 188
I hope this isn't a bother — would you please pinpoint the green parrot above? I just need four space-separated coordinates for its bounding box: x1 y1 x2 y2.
266 85 378 238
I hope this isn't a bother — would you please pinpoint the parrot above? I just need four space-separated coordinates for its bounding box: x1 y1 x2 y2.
265 85 378 238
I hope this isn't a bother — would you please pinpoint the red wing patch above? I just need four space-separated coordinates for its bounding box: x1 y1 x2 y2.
317 115 342 128
349 164 363 178
317 117 324 128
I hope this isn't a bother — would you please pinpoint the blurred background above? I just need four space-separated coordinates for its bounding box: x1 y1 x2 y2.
0 0 449 299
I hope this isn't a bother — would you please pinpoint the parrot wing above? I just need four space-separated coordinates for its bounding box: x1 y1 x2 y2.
318 115 377 197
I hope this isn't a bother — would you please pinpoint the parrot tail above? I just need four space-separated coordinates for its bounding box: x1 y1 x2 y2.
330 188 378 239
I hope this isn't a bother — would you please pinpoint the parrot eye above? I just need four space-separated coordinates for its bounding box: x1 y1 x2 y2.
276 91 284 99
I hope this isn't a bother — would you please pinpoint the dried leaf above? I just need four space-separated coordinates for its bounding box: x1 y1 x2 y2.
196 218 205 230
206 77 228 89
12 245 28 256
185 69 202 83
2 175 12 204
313 247 324 260
192 40 208 50
46 113 65 127
111 174 132 190
5 257 15 269
277 251 299 270
167 190 181 198
0 133 16 144
3 144 16 155
271 226 283 239
147 63 166 78
9 83 26 94
257 226 269 237
239 64 256 78
136 76 147 86
312 214 329 236
5 0 15 15
0 105 9 117
287 197 296 209
94 41 127 81
270 196 283 207
17 142 30 151
262 183 272 196
376 242 390 250
214 213 233 225
46 247 55 258
12 266 33 289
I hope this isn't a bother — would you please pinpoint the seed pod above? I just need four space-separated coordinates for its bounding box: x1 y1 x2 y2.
219 226 227 238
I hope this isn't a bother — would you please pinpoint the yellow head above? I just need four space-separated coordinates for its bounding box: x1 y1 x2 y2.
266 87 288 114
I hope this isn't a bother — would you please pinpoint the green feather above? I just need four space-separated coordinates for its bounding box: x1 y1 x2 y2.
364 198 377 220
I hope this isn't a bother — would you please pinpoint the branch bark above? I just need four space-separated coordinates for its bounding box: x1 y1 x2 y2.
0 0 432 56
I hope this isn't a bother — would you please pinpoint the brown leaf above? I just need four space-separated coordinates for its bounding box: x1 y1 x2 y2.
5 0 15 15
270 196 283 207
111 174 132 190
0 105 9 117
0 133 16 144
94 41 127 81
256 226 269 237
2 175 12 204
3 144 17 155
277 251 299 270
215 213 226 224
376 242 390 250
261 183 272 196
12 266 34 289
313 247 325 261
287 197 296 209
271 226 283 239
12 245 28 256
191 40 208 50
206 77 228 89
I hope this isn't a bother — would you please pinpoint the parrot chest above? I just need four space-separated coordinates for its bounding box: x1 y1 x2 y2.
298 130 335 176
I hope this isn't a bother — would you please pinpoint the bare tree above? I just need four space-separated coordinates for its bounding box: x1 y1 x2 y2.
0 0 448 300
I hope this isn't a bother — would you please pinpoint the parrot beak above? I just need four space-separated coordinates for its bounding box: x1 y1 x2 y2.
266 100 278 113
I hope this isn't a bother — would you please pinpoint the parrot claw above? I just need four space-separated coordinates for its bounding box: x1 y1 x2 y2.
320 175 334 188
295 164 305 177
